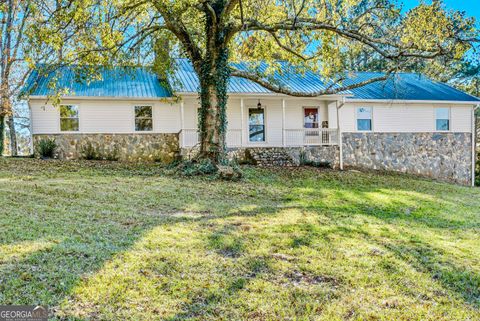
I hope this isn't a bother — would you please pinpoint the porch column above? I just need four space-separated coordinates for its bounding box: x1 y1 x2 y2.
180 101 185 147
282 99 286 146
336 99 344 170
240 98 245 146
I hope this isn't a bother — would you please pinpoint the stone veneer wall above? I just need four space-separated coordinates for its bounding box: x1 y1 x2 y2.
284 146 340 168
342 132 473 185
181 146 340 168
33 133 180 163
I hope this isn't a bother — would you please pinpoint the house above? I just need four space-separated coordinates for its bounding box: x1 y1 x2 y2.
25 59 480 185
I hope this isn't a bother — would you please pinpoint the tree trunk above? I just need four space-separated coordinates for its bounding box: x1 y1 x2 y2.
197 50 229 162
6 113 17 156
0 114 4 156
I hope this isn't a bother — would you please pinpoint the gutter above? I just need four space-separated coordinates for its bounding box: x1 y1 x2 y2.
345 99 480 105
28 95 178 102
28 101 34 156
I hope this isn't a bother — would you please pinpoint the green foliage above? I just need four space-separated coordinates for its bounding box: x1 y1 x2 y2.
176 158 218 176
80 143 119 161
37 138 57 158
299 151 332 168
25 0 478 162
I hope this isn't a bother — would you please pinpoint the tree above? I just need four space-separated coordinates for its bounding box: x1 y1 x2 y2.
0 0 95 156
42 0 478 162
0 0 52 156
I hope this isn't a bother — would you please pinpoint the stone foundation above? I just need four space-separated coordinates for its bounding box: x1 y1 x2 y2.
181 146 340 168
35 131 473 184
342 132 473 185
33 133 180 163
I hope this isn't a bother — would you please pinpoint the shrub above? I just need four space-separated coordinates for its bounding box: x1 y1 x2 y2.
37 138 56 158
81 143 100 160
81 143 119 161
299 150 331 168
177 158 217 176
174 158 242 180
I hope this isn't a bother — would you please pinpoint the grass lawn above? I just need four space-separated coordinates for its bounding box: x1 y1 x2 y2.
0 158 479 320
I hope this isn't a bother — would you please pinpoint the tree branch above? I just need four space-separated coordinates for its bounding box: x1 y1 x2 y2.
230 67 395 97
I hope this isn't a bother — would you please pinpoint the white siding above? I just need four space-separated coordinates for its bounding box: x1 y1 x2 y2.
80 102 132 133
226 99 242 129
31 102 59 134
328 102 338 128
341 102 473 133
182 98 199 129
451 106 472 132
154 103 182 133
30 97 475 139
339 105 356 132
30 99 181 134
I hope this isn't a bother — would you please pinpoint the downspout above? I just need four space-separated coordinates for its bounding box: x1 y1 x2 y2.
28 101 34 156
472 105 479 187
336 97 346 170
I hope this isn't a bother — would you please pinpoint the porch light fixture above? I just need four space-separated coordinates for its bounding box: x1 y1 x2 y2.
257 99 263 109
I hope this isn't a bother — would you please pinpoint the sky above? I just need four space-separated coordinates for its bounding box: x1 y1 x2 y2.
402 0 480 24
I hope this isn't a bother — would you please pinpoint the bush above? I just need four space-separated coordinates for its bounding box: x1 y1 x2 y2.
177 158 217 176
81 143 119 161
299 151 331 168
81 143 99 160
175 158 242 180
37 138 56 158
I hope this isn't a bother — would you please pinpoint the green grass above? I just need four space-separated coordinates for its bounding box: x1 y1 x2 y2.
0 158 479 320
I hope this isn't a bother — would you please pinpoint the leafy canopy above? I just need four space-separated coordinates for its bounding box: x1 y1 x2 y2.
37 0 478 96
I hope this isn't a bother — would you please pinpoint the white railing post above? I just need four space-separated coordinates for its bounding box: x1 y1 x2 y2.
337 100 344 170
284 128 339 147
240 98 245 146
180 101 185 147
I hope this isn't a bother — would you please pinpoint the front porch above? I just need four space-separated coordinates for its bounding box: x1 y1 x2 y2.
179 97 342 148
180 128 340 148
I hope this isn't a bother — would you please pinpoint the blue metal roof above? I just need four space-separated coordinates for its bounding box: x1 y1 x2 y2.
172 58 344 95
25 66 171 98
25 61 480 102
345 72 480 101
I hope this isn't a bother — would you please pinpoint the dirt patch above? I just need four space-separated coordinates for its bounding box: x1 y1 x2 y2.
285 270 341 287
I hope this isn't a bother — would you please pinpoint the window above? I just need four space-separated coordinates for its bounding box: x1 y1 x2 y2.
249 108 265 142
304 108 319 128
60 105 79 131
357 107 372 131
135 106 153 131
435 108 450 131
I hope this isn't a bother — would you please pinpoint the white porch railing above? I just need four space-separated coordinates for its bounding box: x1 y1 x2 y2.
180 128 339 148
179 129 199 148
180 129 243 148
284 128 339 146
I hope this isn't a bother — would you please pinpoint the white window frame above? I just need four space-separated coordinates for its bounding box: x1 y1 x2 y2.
355 106 373 132
435 107 451 132
59 104 80 133
248 106 267 144
134 105 153 132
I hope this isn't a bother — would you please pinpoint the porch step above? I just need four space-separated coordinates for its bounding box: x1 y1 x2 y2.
245 148 298 167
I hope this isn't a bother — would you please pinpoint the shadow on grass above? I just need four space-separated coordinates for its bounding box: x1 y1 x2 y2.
0 204 281 308
1 160 479 317
383 237 480 308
